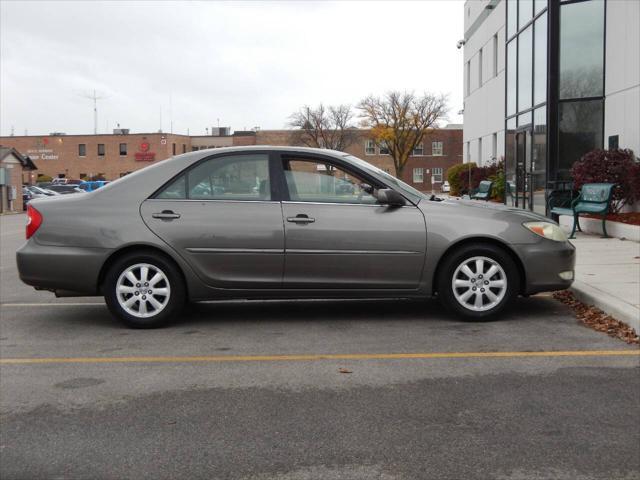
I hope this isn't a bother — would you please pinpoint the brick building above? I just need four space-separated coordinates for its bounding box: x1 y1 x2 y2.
0 146 38 213
0 132 191 182
0 125 462 192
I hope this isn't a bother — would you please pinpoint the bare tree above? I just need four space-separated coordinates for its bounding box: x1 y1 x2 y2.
358 91 448 177
288 104 358 151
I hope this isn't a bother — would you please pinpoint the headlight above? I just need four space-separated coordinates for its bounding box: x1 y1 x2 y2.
523 221 568 242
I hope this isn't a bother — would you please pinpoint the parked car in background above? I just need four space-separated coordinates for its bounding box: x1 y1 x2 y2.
26 186 58 197
442 181 450 193
17 146 575 328
47 184 86 195
79 180 110 192
51 178 82 185
22 187 32 209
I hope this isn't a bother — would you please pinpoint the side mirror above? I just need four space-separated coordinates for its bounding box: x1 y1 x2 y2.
360 183 374 194
376 188 406 206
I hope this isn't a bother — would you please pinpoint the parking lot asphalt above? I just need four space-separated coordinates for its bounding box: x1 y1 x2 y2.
1 213 639 480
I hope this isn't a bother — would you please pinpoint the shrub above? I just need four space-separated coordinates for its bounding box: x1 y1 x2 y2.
571 149 640 213
489 159 506 202
447 162 476 196
448 160 503 197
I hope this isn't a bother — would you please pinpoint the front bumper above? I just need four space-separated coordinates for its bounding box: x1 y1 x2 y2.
16 240 111 295
515 240 576 295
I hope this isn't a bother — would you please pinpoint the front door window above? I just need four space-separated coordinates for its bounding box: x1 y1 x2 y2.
282 158 377 204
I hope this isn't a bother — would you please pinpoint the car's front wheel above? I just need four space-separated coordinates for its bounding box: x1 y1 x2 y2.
437 243 519 320
104 251 185 328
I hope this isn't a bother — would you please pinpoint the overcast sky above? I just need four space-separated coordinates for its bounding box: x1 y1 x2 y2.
1 0 464 137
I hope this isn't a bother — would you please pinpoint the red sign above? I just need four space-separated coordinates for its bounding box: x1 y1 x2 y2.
135 141 155 161
135 152 155 161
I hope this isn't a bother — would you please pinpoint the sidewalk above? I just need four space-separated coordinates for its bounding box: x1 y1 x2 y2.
569 232 640 332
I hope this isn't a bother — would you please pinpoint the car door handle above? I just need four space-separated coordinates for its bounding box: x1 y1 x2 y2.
152 210 181 220
287 214 315 224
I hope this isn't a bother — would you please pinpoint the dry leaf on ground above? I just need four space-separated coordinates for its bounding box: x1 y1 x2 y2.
553 290 639 345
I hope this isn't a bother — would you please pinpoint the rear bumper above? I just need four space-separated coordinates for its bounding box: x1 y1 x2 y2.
16 240 111 295
516 240 576 295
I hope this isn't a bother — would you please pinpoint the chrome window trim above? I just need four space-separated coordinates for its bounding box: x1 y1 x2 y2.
146 198 278 204
282 201 416 208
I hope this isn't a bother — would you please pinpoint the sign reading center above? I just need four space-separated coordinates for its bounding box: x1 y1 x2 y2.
134 141 155 161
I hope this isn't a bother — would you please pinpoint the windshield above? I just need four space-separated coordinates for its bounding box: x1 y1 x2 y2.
342 154 429 203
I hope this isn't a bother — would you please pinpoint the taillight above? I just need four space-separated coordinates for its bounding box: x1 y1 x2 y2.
26 205 43 239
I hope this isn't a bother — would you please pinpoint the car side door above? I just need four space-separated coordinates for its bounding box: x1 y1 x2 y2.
278 153 427 290
140 152 285 289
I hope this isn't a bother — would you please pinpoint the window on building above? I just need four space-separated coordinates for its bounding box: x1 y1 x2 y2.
559 0 604 100
478 48 483 86
493 34 498 78
518 25 533 112
79 173 87 179
432 141 443 156
172 143 176 155
192 146 199 151
78 144 86 157
507 0 517 39
492 133 497 161
608 135 619 150
182 144 186 154
432 167 443 183
466 60 471 96
532 106 547 215
378 140 390 155
534 0 547 15
478 137 483 164
507 40 517 116
413 143 424 156
519 0 533 29
119 143 127 156
558 99 603 178
534 12 548 105
97 144 105 156
412 168 424 183
365 139 375 155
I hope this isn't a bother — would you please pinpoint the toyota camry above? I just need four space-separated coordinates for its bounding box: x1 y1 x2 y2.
17 146 575 328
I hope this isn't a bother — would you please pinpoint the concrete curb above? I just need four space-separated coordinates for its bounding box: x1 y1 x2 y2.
570 280 640 333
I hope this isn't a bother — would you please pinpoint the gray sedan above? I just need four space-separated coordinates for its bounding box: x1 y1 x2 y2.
17 147 575 328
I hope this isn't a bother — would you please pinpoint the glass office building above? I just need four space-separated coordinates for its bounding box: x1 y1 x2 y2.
463 0 638 217
505 0 605 214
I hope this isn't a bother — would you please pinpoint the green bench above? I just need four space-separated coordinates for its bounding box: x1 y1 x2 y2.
549 183 616 239
470 180 493 201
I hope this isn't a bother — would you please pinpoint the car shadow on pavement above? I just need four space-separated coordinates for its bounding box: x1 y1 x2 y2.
5 294 570 331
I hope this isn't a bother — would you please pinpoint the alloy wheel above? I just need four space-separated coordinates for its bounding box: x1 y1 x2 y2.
115 263 171 318
451 256 507 312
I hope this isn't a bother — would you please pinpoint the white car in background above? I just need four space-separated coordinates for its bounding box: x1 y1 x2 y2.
442 181 450 193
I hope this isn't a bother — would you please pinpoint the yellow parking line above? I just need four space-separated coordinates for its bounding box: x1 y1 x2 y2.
0 350 638 365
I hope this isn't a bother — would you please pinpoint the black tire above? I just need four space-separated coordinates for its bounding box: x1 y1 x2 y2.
103 251 186 328
437 243 520 320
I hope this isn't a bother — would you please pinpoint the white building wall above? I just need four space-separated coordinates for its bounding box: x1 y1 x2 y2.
462 0 506 167
604 0 640 156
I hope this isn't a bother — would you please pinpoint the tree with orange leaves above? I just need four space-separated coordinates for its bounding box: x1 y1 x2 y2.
358 91 448 178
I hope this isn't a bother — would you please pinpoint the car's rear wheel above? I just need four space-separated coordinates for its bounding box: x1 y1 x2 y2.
437 243 519 320
104 251 185 328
